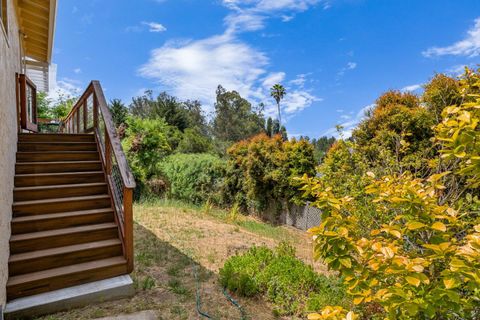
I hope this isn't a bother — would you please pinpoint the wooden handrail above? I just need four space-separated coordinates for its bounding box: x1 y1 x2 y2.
60 80 136 273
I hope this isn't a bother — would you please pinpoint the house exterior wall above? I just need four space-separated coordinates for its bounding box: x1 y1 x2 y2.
0 0 21 306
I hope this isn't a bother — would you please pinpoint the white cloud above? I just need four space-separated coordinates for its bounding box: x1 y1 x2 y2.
289 73 310 87
139 35 268 107
281 15 294 22
337 61 357 78
143 21 167 33
423 17 480 57
346 62 357 69
48 78 83 103
445 64 477 76
139 35 319 117
222 0 320 34
225 13 266 33
401 83 422 92
282 90 321 115
138 0 321 118
262 72 286 88
323 104 375 138
73 68 82 74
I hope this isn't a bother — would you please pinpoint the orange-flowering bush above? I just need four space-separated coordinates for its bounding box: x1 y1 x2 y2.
302 69 480 319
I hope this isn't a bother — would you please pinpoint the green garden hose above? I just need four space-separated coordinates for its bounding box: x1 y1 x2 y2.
193 262 248 320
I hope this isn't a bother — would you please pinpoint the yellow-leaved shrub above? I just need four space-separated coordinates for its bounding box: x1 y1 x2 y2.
303 68 480 319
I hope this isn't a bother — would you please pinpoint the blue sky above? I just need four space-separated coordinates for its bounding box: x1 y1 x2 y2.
52 0 480 138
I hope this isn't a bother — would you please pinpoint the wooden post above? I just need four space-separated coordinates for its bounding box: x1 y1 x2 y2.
123 187 134 273
93 91 98 129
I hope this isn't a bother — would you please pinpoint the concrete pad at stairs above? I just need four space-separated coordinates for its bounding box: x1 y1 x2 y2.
95 310 158 320
4 275 134 319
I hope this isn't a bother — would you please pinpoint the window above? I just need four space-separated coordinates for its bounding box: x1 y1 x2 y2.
0 0 7 35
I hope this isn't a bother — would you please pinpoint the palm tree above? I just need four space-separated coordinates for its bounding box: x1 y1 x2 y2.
270 84 286 125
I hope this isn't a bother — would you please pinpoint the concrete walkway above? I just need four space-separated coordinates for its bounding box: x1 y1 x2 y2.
95 310 157 320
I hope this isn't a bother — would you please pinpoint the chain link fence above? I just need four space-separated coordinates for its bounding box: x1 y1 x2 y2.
282 203 322 231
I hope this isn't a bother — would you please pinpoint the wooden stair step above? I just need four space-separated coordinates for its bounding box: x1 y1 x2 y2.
15 171 105 187
15 160 103 174
9 239 123 276
16 151 99 162
18 142 98 152
14 182 108 201
11 208 114 234
10 223 119 254
7 257 127 300
18 133 95 143
13 194 111 216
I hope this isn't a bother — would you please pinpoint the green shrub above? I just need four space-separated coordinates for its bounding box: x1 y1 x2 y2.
219 243 348 316
159 153 226 204
122 117 174 183
223 134 316 216
220 246 273 297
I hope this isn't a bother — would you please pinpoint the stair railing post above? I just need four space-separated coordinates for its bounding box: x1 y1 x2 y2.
123 187 134 273
93 89 98 129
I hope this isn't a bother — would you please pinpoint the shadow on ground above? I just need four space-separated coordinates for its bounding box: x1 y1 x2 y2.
36 222 276 320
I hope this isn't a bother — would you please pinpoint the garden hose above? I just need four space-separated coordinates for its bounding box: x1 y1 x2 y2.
193 262 248 320
194 262 214 319
222 287 248 320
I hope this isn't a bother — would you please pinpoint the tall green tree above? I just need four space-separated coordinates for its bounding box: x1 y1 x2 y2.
51 94 76 120
37 92 51 119
270 84 286 125
130 91 190 131
311 136 336 162
109 99 128 128
182 99 209 135
266 117 273 137
272 119 280 135
212 85 265 143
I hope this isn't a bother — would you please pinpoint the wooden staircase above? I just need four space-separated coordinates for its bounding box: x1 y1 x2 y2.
7 133 128 301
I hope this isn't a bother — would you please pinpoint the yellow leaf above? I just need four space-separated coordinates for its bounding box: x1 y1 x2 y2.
439 242 451 251
366 171 376 178
346 311 358 320
406 276 421 287
406 221 425 230
431 222 447 232
381 247 395 259
369 279 379 286
389 229 402 238
391 197 407 203
353 296 364 305
443 278 458 289
339 257 352 268
308 313 322 320
411 265 424 272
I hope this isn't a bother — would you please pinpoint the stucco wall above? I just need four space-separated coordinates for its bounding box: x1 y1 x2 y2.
0 0 21 306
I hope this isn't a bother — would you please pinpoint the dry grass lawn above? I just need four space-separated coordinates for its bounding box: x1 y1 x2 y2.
38 200 326 320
